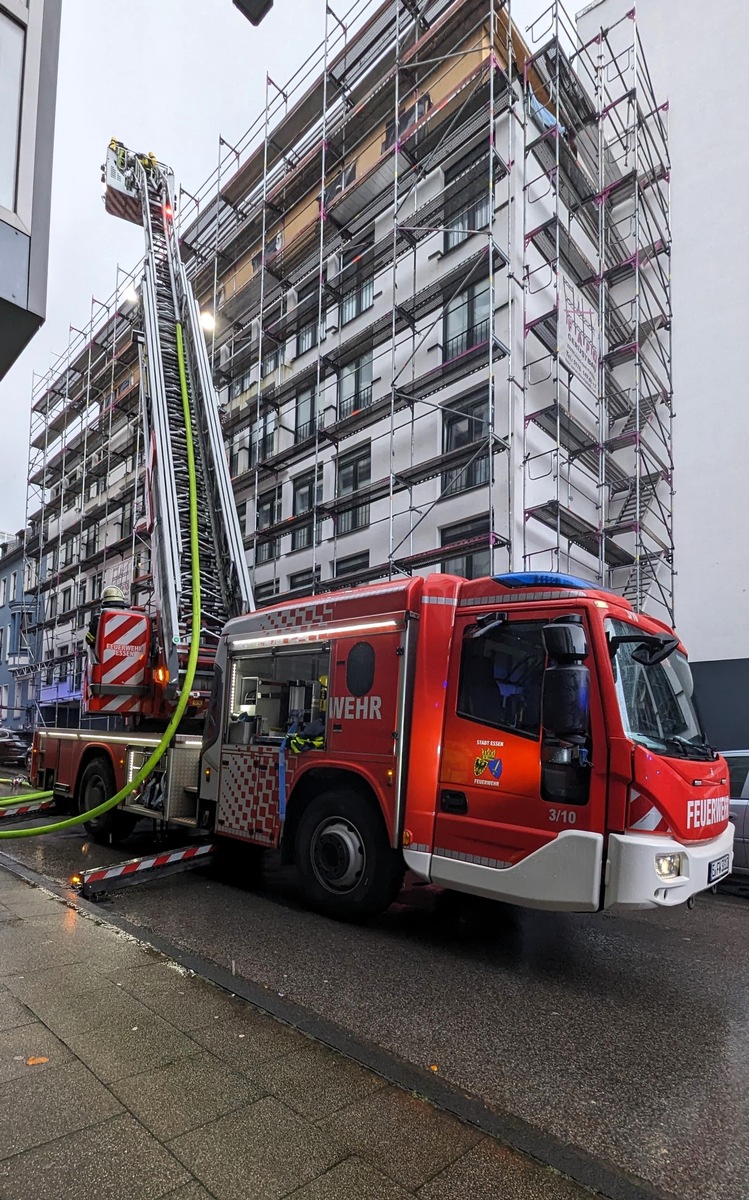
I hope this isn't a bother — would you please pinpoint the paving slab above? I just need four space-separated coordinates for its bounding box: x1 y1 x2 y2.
417 1139 595 1199
318 1085 484 1190
188 1008 309 1071
108 959 249 1030
0 1020 74 1083
61 1006 200 1084
0 1059 123 1159
287 1155 414 1199
110 1049 264 1140
0 990 35 1033
0 1112 190 1200
16 977 159 1038
169 1096 345 1200
245 1039 389 1120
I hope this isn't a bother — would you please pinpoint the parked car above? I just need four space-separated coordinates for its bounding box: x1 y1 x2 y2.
0 729 31 769
721 750 749 874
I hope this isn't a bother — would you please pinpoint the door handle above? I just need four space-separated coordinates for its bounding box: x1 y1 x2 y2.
440 789 468 814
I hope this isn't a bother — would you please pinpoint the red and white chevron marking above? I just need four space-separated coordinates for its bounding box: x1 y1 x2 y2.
0 800 56 818
98 610 149 714
78 842 214 886
627 789 669 834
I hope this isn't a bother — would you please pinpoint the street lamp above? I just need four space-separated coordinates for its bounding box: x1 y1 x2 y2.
232 0 274 25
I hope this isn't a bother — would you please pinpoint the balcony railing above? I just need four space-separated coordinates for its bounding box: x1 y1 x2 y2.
339 385 373 421
443 318 490 363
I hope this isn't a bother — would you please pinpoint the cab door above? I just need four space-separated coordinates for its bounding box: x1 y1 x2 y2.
431 607 608 906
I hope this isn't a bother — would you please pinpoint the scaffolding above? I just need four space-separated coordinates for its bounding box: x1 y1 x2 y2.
25 267 145 727
521 1 673 621
24 0 673 723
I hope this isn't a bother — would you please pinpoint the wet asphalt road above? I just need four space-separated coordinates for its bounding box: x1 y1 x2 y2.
1 816 747 1200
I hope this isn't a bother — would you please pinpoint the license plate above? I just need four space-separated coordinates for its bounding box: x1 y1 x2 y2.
708 854 730 885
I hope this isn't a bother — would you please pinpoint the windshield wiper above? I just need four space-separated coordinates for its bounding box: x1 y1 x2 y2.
664 735 715 761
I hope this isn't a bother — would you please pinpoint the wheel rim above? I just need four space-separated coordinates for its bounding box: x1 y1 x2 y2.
310 816 366 895
83 773 109 815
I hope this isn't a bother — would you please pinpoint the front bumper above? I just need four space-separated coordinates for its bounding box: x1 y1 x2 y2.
604 824 735 909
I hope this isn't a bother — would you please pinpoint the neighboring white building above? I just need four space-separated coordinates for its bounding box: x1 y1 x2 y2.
578 0 749 746
0 0 61 380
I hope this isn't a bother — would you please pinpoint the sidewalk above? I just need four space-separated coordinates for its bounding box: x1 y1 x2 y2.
0 865 589 1200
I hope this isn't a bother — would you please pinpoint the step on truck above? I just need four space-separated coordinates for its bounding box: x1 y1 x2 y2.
33 570 734 917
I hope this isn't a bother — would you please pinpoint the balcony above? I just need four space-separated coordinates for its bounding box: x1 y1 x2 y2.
339 385 373 421
443 318 490 363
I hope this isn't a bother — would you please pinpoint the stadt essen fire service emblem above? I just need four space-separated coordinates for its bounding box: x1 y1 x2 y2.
474 746 503 780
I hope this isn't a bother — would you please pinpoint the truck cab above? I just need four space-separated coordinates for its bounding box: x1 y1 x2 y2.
199 571 733 919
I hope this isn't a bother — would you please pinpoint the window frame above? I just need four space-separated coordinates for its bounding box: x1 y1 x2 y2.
456 618 547 741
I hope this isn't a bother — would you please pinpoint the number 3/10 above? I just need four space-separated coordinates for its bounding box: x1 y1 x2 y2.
548 808 577 824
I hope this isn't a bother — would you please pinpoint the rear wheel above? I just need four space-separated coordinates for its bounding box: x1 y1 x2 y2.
295 789 404 920
77 756 136 845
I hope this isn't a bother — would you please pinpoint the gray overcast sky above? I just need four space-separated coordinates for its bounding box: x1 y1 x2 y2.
0 0 539 533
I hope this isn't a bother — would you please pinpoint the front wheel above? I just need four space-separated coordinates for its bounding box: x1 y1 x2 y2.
295 789 404 920
77 756 136 845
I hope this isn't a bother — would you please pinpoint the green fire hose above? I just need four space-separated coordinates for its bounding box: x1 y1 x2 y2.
0 322 201 840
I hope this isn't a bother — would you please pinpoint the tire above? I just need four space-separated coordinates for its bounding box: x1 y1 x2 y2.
77 756 136 845
295 789 404 920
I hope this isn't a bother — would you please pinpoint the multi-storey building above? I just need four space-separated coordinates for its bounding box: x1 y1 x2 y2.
0 534 37 729
24 0 671 725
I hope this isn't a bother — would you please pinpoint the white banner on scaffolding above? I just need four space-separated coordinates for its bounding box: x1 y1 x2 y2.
106 556 133 596
558 272 600 395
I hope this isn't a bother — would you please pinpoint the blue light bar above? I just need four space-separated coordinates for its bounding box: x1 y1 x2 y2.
494 572 593 590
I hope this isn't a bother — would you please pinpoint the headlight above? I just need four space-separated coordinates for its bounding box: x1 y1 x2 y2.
655 853 682 880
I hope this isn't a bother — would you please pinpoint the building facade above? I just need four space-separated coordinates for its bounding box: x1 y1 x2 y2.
24 0 671 725
0 0 62 380
0 535 37 729
579 0 748 748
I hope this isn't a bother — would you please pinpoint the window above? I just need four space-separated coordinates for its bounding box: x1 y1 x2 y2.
441 517 491 580
289 566 322 593
9 571 17 602
235 501 247 536
458 620 546 738
261 341 284 378
295 386 319 442
337 444 371 534
727 756 749 799
442 392 490 496
62 538 76 567
339 351 373 420
250 412 277 467
443 149 491 252
120 501 134 538
292 472 322 552
92 573 103 601
443 279 491 361
58 648 69 683
255 580 280 604
0 578 6 608
83 526 99 558
0 625 3 661
256 490 281 564
0 11 24 212
334 551 370 579
382 94 431 153
347 642 375 696
295 279 325 357
230 429 250 478
322 162 356 209
61 587 72 614
47 592 58 621
340 237 374 326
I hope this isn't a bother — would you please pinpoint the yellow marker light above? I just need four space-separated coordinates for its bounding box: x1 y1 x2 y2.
70 874 82 887
153 666 169 685
205 768 211 781
402 829 413 847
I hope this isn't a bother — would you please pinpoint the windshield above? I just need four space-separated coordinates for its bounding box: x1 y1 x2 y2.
606 618 713 760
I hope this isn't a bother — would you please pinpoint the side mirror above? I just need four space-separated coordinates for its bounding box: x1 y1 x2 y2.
542 618 589 739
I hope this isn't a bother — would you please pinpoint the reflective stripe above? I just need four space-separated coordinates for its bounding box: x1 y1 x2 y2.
433 846 512 869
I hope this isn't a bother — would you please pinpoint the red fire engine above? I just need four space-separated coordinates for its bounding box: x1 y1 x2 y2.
34 570 733 917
